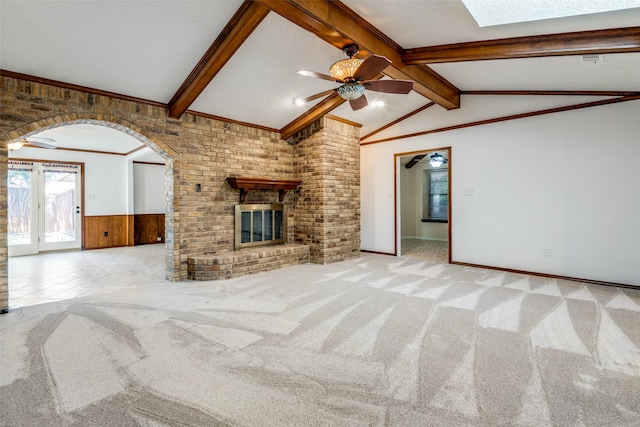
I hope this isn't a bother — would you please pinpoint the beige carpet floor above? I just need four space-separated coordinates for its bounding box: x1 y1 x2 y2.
401 238 448 263
1 245 640 426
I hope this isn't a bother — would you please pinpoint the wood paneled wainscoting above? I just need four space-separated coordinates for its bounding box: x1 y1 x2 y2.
134 214 165 245
84 215 133 249
84 214 165 249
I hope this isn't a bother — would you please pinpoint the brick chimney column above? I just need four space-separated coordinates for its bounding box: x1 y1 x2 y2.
293 116 361 264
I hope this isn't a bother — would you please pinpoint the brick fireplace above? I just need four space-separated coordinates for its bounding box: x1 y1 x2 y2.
187 115 362 280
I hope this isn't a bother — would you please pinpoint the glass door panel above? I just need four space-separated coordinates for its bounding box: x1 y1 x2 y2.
43 170 76 243
7 161 82 256
39 163 81 252
8 162 38 256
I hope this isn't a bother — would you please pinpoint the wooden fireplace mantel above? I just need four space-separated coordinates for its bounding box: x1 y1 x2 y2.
227 177 302 202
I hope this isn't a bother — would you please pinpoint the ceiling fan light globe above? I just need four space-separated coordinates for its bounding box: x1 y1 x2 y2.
337 83 366 100
430 153 446 167
329 58 364 81
7 141 25 151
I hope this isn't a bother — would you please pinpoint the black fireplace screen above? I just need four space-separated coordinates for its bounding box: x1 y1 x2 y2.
235 204 286 250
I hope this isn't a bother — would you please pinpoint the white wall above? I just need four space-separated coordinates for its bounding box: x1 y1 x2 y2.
362 100 640 285
400 166 416 238
10 147 129 216
133 163 165 214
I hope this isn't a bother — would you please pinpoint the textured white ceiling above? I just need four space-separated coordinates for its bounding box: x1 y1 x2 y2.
431 53 640 91
1 0 638 152
189 12 344 130
0 0 242 102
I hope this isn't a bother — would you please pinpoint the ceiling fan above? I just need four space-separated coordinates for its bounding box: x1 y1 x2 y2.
297 44 414 111
8 136 57 151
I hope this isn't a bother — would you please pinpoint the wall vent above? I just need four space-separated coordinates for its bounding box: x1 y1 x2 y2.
582 54 602 64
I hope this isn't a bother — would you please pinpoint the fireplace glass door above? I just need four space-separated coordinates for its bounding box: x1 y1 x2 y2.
236 204 286 250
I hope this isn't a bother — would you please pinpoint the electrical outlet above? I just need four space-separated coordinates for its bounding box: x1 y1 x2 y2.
104 231 109 237
544 248 551 257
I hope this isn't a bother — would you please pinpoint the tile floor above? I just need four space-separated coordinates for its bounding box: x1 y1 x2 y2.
401 238 448 263
8 244 166 309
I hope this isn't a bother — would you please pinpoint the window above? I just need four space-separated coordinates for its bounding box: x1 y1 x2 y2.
422 168 448 222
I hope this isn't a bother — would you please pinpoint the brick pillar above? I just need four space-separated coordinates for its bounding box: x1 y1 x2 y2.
0 148 7 313
293 116 361 264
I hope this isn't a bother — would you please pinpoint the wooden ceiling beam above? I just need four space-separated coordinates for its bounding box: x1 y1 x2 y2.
280 93 346 141
404 154 427 169
403 27 640 64
256 0 460 110
167 1 270 118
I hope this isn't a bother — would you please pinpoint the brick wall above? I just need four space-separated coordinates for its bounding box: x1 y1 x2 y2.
0 75 362 312
294 116 361 264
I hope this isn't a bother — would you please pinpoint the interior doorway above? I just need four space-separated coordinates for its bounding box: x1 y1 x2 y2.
396 148 451 263
8 160 83 257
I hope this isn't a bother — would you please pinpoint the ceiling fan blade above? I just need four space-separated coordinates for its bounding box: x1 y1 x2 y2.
25 136 56 144
301 89 337 103
297 70 341 83
24 141 57 149
21 136 57 149
364 79 414 94
354 55 391 81
349 94 368 111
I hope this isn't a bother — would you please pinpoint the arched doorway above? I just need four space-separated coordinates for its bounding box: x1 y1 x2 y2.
2 118 178 309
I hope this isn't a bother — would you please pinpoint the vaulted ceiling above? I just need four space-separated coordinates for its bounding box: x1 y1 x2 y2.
1 0 639 155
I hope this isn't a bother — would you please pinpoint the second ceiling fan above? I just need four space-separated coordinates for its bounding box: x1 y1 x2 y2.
297 44 414 111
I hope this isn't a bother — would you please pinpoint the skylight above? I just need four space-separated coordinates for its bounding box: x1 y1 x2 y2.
461 0 640 27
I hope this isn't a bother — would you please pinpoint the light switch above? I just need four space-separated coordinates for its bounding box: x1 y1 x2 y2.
464 187 474 196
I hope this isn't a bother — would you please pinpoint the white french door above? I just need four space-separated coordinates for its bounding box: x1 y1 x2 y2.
8 161 82 256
